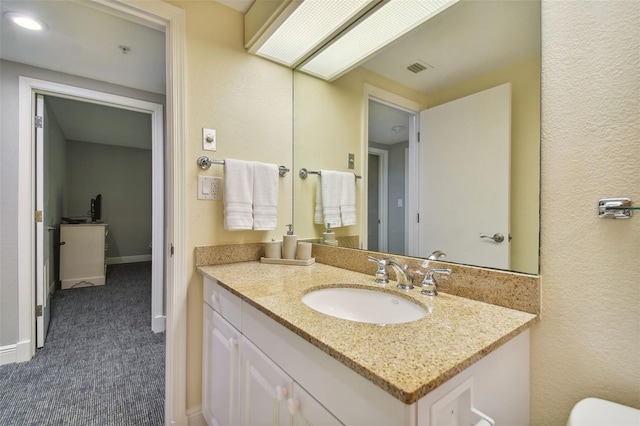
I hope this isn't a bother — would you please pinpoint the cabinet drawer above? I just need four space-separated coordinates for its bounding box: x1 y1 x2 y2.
203 276 241 329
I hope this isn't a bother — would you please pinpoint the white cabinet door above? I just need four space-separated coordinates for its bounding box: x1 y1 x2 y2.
202 305 241 426
240 336 292 426
290 384 343 426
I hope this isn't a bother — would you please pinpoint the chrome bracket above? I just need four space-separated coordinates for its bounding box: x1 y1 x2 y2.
598 198 633 219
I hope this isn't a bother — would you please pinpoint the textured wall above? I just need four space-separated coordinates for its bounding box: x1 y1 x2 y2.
533 1 640 424
168 0 294 409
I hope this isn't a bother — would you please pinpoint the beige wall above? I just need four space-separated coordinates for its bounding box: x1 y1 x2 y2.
426 56 541 274
533 1 640 424
167 0 293 408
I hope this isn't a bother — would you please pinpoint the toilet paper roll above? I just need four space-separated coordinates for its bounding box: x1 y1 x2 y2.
264 241 282 259
295 242 312 260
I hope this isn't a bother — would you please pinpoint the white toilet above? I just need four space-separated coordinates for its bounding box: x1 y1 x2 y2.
567 398 640 426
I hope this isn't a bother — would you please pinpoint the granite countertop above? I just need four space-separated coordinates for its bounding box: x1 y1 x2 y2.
198 262 536 404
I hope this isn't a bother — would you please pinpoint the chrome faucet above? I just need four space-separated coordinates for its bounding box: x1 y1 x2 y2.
367 255 390 284
367 256 413 290
420 268 452 296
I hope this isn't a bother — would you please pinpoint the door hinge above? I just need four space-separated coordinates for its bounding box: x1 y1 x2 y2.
36 305 43 317
417 132 420 142
417 213 420 223
170 243 174 257
35 210 43 223
35 116 43 128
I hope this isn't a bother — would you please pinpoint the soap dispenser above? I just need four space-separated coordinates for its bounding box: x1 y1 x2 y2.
282 224 297 259
322 223 339 246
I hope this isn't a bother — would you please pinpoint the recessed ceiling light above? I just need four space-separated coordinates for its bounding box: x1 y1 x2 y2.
4 12 48 31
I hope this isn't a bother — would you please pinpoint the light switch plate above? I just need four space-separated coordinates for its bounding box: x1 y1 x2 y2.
202 128 217 151
198 176 223 200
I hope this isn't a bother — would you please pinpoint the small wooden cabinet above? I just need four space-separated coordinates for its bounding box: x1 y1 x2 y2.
59 224 107 289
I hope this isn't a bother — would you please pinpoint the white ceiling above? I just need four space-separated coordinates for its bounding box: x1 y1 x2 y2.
46 96 152 150
0 0 539 147
0 0 166 94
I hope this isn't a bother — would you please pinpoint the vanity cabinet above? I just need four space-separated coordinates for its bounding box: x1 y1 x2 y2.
202 280 342 426
202 305 240 426
202 275 530 426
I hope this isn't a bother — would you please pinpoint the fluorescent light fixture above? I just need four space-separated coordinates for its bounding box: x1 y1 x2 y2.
254 0 376 67
300 0 459 81
4 12 47 31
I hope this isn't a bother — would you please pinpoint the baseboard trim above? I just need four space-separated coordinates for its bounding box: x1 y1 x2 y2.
106 255 152 265
0 344 17 365
186 406 205 426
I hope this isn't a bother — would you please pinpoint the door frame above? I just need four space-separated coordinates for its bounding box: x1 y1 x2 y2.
25 82 165 333
363 84 421 256
15 1 188 424
367 147 389 252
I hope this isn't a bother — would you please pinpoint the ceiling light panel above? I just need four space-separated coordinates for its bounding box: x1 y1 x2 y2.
300 0 458 80
256 0 375 67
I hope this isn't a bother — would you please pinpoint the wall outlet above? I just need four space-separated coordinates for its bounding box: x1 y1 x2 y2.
210 177 222 200
198 176 223 200
202 128 217 151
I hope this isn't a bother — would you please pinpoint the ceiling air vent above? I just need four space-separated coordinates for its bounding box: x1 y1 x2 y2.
405 60 433 74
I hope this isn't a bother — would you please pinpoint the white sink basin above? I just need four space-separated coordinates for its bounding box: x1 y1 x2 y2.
301 286 427 324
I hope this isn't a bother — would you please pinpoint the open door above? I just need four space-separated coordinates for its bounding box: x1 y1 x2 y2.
418 83 511 270
35 94 52 348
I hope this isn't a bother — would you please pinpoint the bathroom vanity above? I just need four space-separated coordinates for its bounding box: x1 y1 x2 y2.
199 262 535 426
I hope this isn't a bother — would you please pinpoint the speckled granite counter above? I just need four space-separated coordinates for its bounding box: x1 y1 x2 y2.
198 261 536 404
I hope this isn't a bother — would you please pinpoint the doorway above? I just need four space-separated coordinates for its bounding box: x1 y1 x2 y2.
366 98 416 255
34 90 165 348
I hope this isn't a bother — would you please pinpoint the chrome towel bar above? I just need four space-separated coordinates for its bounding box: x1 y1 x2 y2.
197 156 289 177
299 168 361 179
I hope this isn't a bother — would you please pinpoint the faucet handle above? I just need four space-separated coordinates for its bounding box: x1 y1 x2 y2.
367 255 389 284
420 268 452 296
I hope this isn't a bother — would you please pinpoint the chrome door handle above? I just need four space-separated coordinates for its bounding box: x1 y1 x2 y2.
47 226 56 232
480 233 505 243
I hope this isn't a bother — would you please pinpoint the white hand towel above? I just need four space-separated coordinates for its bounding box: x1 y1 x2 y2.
319 170 342 228
223 159 253 230
340 172 357 226
252 162 279 230
314 178 324 225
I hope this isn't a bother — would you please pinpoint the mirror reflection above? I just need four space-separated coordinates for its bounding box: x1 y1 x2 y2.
293 0 540 274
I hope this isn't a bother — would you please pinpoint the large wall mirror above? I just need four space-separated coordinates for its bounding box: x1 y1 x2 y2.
293 0 540 275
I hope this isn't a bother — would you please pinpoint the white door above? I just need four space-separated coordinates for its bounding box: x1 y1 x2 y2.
35 94 51 348
240 336 292 426
418 83 511 270
202 307 241 426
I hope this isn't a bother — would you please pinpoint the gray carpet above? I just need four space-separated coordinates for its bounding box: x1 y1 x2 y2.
0 262 165 425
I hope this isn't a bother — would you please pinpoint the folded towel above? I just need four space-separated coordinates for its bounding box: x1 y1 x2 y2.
319 170 343 228
340 172 357 226
223 159 254 230
314 178 324 225
252 162 279 230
